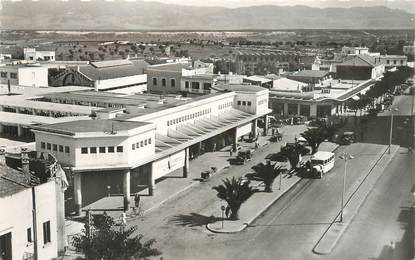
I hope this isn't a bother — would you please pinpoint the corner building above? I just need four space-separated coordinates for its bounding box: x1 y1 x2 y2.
32 86 271 214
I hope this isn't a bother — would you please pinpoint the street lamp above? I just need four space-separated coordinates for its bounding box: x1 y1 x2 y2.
339 152 354 223
388 108 399 154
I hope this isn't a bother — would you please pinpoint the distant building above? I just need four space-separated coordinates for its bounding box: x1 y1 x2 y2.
0 64 48 87
0 148 67 260
341 46 370 56
378 55 408 68
336 55 385 80
403 45 414 56
243 75 273 88
24 48 55 62
50 59 148 91
232 51 290 75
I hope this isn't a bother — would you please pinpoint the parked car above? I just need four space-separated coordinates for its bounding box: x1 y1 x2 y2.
339 132 355 145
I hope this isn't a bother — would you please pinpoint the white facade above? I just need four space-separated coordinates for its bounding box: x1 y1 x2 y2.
93 74 147 91
0 181 58 260
18 66 48 87
24 48 55 61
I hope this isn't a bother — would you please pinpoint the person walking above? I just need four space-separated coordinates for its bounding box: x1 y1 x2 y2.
229 148 233 157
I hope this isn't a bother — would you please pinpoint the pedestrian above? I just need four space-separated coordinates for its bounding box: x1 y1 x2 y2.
230 148 233 157
255 141 259 149
134 194 140 208
294 135 298 143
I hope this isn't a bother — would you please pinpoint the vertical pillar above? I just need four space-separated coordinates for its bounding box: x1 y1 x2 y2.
310 103 317 118
263 115 269 136
148 163 155 196
232 128 238 151
283 103 289 116
251 119 258 138
123 170 131 211
17 125 23 137
183 148 189 178
74 173 82 216
297 104 301 116
0 123 3 134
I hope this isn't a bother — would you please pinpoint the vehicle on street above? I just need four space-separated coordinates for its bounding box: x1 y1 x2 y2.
339 132 356 145
310 151 335 178
293 115 306 125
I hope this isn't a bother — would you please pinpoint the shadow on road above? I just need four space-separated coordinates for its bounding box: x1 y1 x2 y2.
248 222 331 227
169 213 222 227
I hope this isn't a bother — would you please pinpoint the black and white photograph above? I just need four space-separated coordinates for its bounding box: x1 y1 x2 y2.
0 0 414 259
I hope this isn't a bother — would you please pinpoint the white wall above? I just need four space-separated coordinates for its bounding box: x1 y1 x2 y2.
35 132 75 166
0 181 58 260
18 67 48 87
236 122 252 137
95 74 147 91
152 150 185 180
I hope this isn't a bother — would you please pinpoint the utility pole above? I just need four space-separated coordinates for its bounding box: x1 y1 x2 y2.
339 152 354 222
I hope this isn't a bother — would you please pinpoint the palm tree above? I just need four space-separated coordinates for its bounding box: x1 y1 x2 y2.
212 177 255 220
252 163 283 192
280 145 304 169
301 128 327 154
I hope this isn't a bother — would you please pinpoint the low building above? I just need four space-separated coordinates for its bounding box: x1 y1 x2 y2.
403 45 414 56
336 55 385 80
31 86 271 214
0 148 66 260
24 48 55 62
243 75 273 88
50 59 148 91
341 46 370 56
0 64 48 87
286 70 332 85
232 51 290 75
378 55 408 68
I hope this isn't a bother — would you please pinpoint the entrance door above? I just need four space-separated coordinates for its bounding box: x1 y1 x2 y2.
0 232 12 260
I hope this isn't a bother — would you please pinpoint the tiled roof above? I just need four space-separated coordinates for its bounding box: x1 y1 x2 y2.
78 59 147 81
338 55 376 67
0 165 30 197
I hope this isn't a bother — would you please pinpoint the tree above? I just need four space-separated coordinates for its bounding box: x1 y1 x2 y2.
300 128 327 154
252 164 283 192
73 213 161 260
212 177 255 220
280 144 305 169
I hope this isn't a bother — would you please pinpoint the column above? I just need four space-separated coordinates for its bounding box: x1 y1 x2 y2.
297 104 301 116
232 128 238 151
74 173 82 216
251 119 258 138
283 103 289 116
183 148 189 178
148 163 155 196
123 170 131 211
310 103 317 118
0 124 3 134
263 115 269 136
17 125 23 137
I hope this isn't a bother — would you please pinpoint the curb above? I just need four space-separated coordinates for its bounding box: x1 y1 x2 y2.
312 145 399 255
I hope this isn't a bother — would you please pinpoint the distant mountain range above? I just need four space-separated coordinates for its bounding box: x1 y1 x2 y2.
1 0 414 30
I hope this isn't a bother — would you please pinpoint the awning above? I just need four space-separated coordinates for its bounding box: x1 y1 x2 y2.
351 95 360 101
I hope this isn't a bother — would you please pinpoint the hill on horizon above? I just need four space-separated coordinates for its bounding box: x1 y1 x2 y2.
1 0 414 30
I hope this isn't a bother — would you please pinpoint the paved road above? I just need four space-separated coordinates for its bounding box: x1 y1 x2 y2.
332 148 414 260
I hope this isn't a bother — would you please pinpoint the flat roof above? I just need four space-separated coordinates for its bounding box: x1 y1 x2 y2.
146 62 191 72
33 119 150 135
214 84 267 93
289 70 330 78
311 151 334 160
0 111 91 126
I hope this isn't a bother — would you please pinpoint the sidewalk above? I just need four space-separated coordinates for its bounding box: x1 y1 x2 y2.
206 141 339 233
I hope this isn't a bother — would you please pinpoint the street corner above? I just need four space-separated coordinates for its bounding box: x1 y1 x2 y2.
206 220 248 234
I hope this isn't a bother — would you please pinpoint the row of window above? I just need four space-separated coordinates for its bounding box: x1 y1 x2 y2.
218 101 233 110
81 146 123 154
27 221 51 245
152 77 176 87
237 100 252 106
167 108 212 126
386 59 404 65
132 138 152 150
0 72 17 79
41 142 70 154
184 81 212 90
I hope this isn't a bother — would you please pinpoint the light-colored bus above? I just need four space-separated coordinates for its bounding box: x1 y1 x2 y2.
310 151 335 178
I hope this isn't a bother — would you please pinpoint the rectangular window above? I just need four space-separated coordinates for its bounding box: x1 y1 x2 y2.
52 144 57 151
171 79 176 87
136 142 139 148
108 146 115 153
99 146 106 153
148 138 151 144
247 101 252 106
191 82 200 89
132 143 135 150
140 141 144 147
152 77 157 86
393 60 397 64
0 72 7 78
237 101 241 105
185 81 189 88
144 139 147 146
10 73 17 79
117 146 123 152
47 143 51 150
81 147 88 154
27 228 33 243
162 78 166 87
65 146 70 153
242 101 246 106
41 142 45 149
59 145 63 152
203 83 211 90
43 221 51 244
90 147 97 154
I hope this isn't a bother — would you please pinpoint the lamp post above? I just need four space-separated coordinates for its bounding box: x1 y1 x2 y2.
339 152 354 223
388 108 399 154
